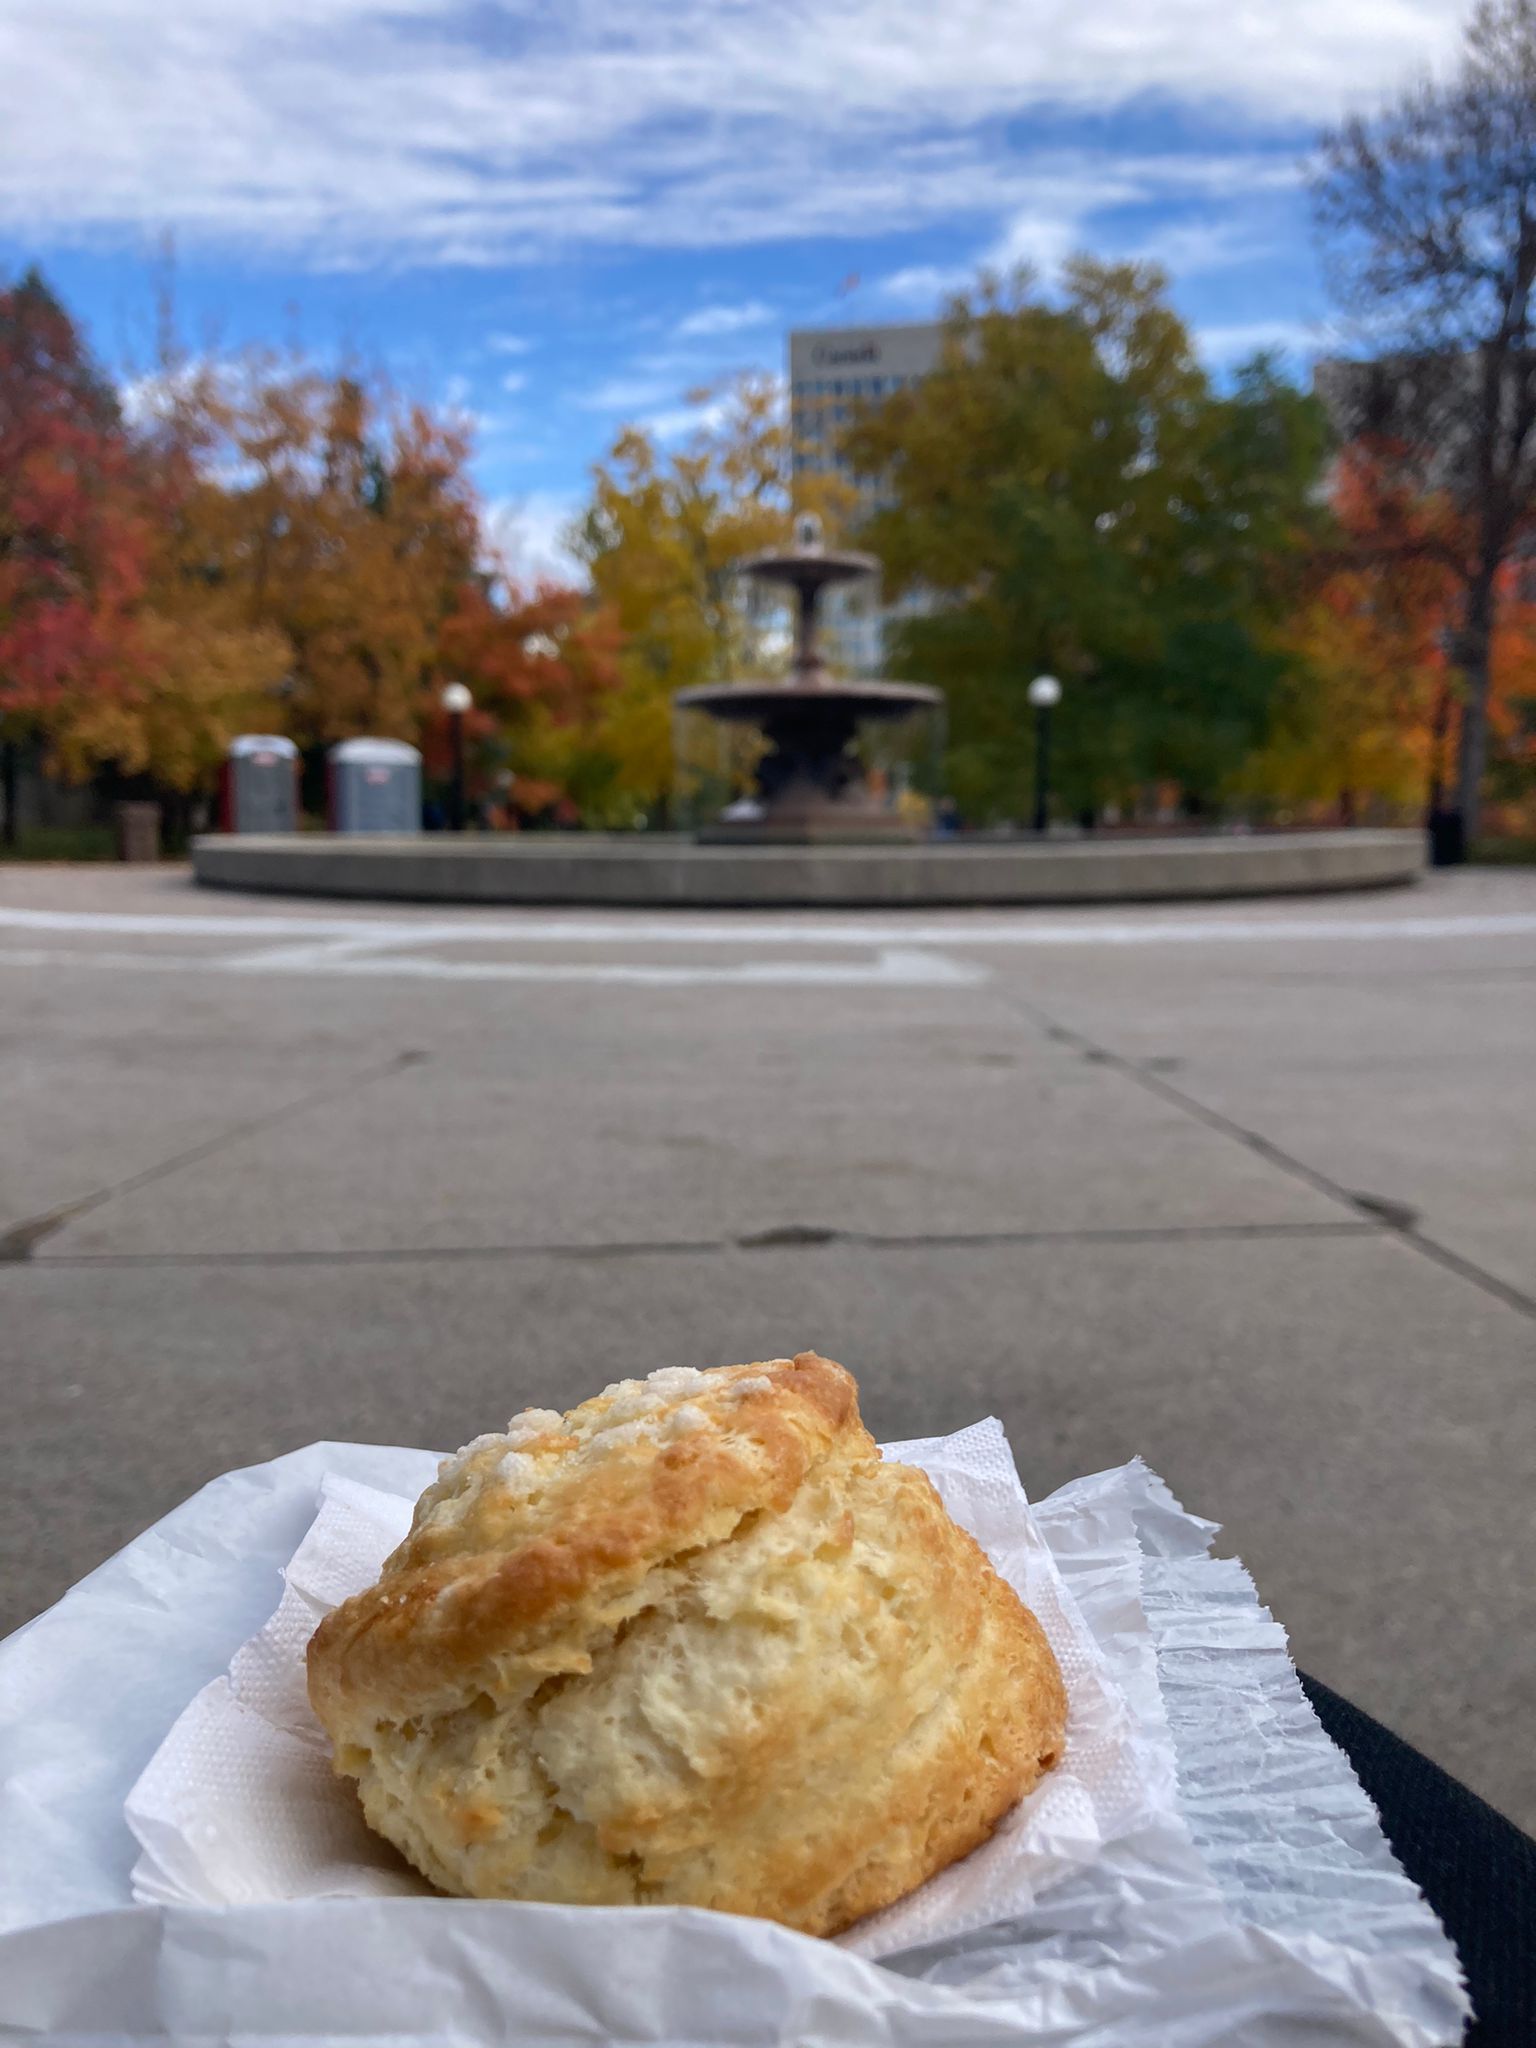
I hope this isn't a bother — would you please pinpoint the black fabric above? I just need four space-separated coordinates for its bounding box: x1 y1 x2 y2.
1298 1674 1536 2047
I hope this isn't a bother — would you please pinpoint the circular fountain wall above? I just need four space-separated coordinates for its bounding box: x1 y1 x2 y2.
192 829 1424 905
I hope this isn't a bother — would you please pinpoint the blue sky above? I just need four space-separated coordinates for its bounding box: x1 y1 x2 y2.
0 2 1467 579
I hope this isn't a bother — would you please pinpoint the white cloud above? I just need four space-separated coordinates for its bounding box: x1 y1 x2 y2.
637 395 733 443
674 299 774 337
485 489 585 586
0 3 1466 265
488 333 533 355
1127 216 1273 277
868 148 1310 312
501 369 528 393
875 264 974 307
116 358 207 428
577 370 691 414
1197 317 1327 363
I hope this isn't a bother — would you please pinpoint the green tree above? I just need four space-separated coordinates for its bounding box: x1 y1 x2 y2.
843 264 1328 822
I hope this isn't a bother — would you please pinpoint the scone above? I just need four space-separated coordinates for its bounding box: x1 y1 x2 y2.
307 1351 1066 1936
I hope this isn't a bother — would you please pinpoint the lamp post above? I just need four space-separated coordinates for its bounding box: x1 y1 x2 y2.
441 680 472 831
1027 674 1062 835
1427 627 1463 867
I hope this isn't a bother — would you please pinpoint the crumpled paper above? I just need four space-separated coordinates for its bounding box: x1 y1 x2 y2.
123 1423 1153 1962
0 1433 1469 2047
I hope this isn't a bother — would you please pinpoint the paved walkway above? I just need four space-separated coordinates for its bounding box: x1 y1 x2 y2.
2 862 1533 1826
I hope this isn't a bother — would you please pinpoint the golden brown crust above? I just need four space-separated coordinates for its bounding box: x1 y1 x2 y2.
306 1352 1065 1937
309 1354 855 1724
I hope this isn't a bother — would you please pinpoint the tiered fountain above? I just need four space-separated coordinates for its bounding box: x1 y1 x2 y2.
675 515 940 842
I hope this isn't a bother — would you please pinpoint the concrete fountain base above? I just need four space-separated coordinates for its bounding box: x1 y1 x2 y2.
191 828 1424 908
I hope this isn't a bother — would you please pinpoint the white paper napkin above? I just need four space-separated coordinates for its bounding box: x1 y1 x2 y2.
0 1438 1470 2045
125 1423 1157 1959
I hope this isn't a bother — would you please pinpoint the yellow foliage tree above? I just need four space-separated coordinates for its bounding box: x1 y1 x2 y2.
58 610 290 792
571 374 853 814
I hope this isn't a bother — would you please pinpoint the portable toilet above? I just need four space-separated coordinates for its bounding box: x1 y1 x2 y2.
222 735 299 833
328 737 422 834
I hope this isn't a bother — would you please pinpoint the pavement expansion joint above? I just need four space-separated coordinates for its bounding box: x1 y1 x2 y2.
995 988 1536 1325
0 1049 429 1263
16 1218 1385 1271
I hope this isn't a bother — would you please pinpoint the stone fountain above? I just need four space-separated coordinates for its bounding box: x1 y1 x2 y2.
192 521 1424 902
674 515 941 842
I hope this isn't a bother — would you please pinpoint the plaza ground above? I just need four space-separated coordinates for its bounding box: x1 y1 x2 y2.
1 862 1533 1829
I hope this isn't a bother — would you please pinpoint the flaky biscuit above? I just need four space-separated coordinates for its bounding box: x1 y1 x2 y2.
307 1352 1065 1936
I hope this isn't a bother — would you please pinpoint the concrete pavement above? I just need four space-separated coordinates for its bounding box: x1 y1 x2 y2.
1 863 1532 1825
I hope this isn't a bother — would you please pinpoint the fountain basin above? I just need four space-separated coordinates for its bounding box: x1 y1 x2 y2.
192 829 1424 907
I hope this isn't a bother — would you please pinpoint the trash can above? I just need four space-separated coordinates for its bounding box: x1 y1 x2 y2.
222 735 300 833
328 738 422 834
1428 807 1466 867
114 801 161 863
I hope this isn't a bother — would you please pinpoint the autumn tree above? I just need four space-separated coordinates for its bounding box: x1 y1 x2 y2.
138 360 483 750
842 264 1327 822
126 346 623 819
1314 0 1536 845
60 353 288 796
432 574 623 822
1241 447 1458 817
0 269 148 841
0 273 622 828
572 374 853 815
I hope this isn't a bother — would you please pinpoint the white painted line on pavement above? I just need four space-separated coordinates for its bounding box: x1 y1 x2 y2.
0 943 983 990
222 931 430 970
0 909 375 939
1 904 1534 950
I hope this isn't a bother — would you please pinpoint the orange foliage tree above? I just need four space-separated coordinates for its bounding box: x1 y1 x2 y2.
126 346 622 818
1245 446 1457 818
431 577 623 823
1 270 624 828
1249 441 1536 823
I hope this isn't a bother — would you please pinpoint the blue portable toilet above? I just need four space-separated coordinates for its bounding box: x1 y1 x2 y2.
328 738 422 834
222 735 299 833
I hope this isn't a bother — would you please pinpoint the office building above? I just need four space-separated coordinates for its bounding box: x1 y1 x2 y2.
787 322 945 674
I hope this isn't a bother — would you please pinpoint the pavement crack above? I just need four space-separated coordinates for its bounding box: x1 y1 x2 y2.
0 1050 428 1259
0 1202 94 1262
1349 1191 1421 1232
736 1224 840 1248
997 991 1536 1324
